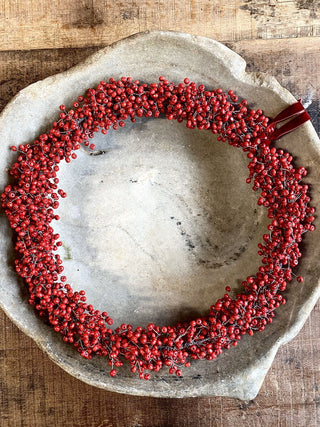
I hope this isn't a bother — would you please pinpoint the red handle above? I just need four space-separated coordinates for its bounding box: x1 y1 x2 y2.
269 110 310 141
267 100 310 141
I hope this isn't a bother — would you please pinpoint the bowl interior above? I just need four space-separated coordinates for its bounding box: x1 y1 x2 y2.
55 117 267 327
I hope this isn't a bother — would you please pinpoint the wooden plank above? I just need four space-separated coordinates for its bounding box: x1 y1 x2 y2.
1 308 320 426
0 37 319 129
0 46 100 113
1 0 320 51
227 37 320 136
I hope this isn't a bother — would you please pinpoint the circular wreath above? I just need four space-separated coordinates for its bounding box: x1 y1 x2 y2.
1 77 315 379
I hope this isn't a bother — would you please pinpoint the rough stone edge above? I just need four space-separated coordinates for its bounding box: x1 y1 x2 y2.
0 30 320 399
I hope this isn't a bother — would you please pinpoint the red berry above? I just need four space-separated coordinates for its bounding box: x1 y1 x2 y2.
2 77 313 380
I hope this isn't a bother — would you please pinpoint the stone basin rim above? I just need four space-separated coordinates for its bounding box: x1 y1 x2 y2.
0 30 320 399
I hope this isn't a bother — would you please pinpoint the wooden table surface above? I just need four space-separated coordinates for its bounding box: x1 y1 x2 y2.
1 1 320 426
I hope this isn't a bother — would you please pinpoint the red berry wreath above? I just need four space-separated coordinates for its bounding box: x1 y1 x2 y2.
1 77 315 380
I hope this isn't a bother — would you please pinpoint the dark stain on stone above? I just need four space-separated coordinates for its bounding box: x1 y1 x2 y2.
198 258 223 269
231 245 247 261
186 238 195 250
192 374 202 380
159 375 182 382
170 216 196 252
205 237 218 251
89 150 107 156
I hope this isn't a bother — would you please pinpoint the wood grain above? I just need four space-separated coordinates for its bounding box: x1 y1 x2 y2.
1 0 320 425
1 309 320 426
1 0 320 51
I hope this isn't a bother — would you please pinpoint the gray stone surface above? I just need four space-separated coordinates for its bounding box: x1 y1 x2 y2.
0 31 320 399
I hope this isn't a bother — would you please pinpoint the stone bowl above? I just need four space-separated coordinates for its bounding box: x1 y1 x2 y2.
1 31 320 399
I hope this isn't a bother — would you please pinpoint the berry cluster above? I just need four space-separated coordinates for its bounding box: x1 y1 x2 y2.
1 77 314 379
